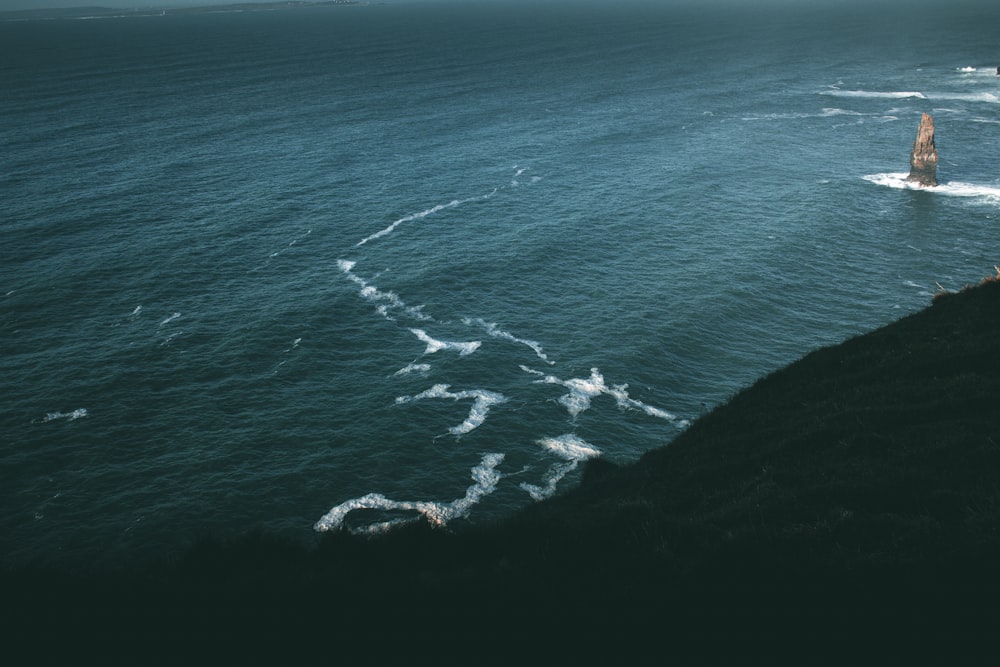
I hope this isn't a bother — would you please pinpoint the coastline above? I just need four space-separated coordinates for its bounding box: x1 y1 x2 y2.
5 272 999 661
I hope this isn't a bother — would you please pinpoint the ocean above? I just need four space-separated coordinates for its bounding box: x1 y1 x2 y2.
2 0 999 567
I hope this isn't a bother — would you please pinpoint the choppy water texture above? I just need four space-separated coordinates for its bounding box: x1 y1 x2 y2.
2 1 999 566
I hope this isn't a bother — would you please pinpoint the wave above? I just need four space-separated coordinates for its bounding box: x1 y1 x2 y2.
395 383 507 435
408 328 481 357
355 166 534 248
41 408 89 423
356 199 463 247
355 190 498 248
521 366 684 423
313 452 505 533
519 434 601 501
822 89 927 100
337 259 431 322
929 91 1000 104
823 88 999 105
742 108 897 123
462 317 553 364
393 362 431 377
863 173 1000 200
159 312 181 326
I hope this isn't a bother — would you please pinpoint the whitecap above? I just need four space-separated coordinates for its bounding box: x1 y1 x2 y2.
463 317 553 364
822 89 927 100
409 328 481 356
519 434 601 501
396 384 507 435
927 91 1000 104
958 66 977 73
159 312 181 326
355 188 498 247
356 199 463 247
393 362 431 376
338 260 431 322
863 173 1000 200
525 366 684 423
313 452 505 532
42 408 88 423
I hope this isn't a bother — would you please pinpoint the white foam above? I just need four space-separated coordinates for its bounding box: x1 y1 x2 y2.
958 66 977 73
526 366 682 422
356 199 463 247
864 173 1000 200
159 312 181 326
822 89 927 100
929 91 1000 104
538 433 602 461
511 165 527 186
396 384 507 435
519 434 601 501
338 260 431 322
409 328 481 356
463 317 553 364
130 305 142 316
393 362 432 377
355 189 498 247
42 408 88 422
313 452 505 532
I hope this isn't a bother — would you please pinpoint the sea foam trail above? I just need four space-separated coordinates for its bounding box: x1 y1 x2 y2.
337 259 431 321
313 452 505 532
863 173 1000 201
519 434 601 501
393 362 431 377
355 189 497 247
159 312 181 326
40 408 89 423
463 317 554 364
409 328 481 356
521 366 685 423
821 89 927 100
396 384 507 435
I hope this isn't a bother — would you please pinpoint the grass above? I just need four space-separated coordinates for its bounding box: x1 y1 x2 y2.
4 277 1000 664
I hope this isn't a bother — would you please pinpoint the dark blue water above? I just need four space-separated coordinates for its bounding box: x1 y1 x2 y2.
2 1 999 566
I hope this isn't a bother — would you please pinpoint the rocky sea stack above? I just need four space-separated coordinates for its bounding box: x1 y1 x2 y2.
906 112 939 187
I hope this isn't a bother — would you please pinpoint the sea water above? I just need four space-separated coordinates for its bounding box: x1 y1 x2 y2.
2 0 999 566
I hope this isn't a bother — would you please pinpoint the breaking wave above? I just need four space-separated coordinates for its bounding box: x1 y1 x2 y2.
463 317 553 364
337 259 431 321
409 328 481 357
519 434 601 501
395 384 508 436
521 366 685 423
863 173 1000 201
40 408 89 423
313 452 505 533
822 89 927 100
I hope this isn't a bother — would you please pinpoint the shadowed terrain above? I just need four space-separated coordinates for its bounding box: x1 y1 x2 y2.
5 275 1000 664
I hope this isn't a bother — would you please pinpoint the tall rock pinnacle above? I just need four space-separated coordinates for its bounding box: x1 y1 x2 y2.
907 112 938 187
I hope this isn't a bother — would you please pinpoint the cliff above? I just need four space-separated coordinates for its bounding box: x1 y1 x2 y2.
6 274 1000 663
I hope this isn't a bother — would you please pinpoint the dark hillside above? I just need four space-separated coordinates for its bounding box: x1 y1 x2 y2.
5 276 1000 664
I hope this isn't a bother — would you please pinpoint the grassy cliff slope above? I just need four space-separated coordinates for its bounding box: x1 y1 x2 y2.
6 277 1000 664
